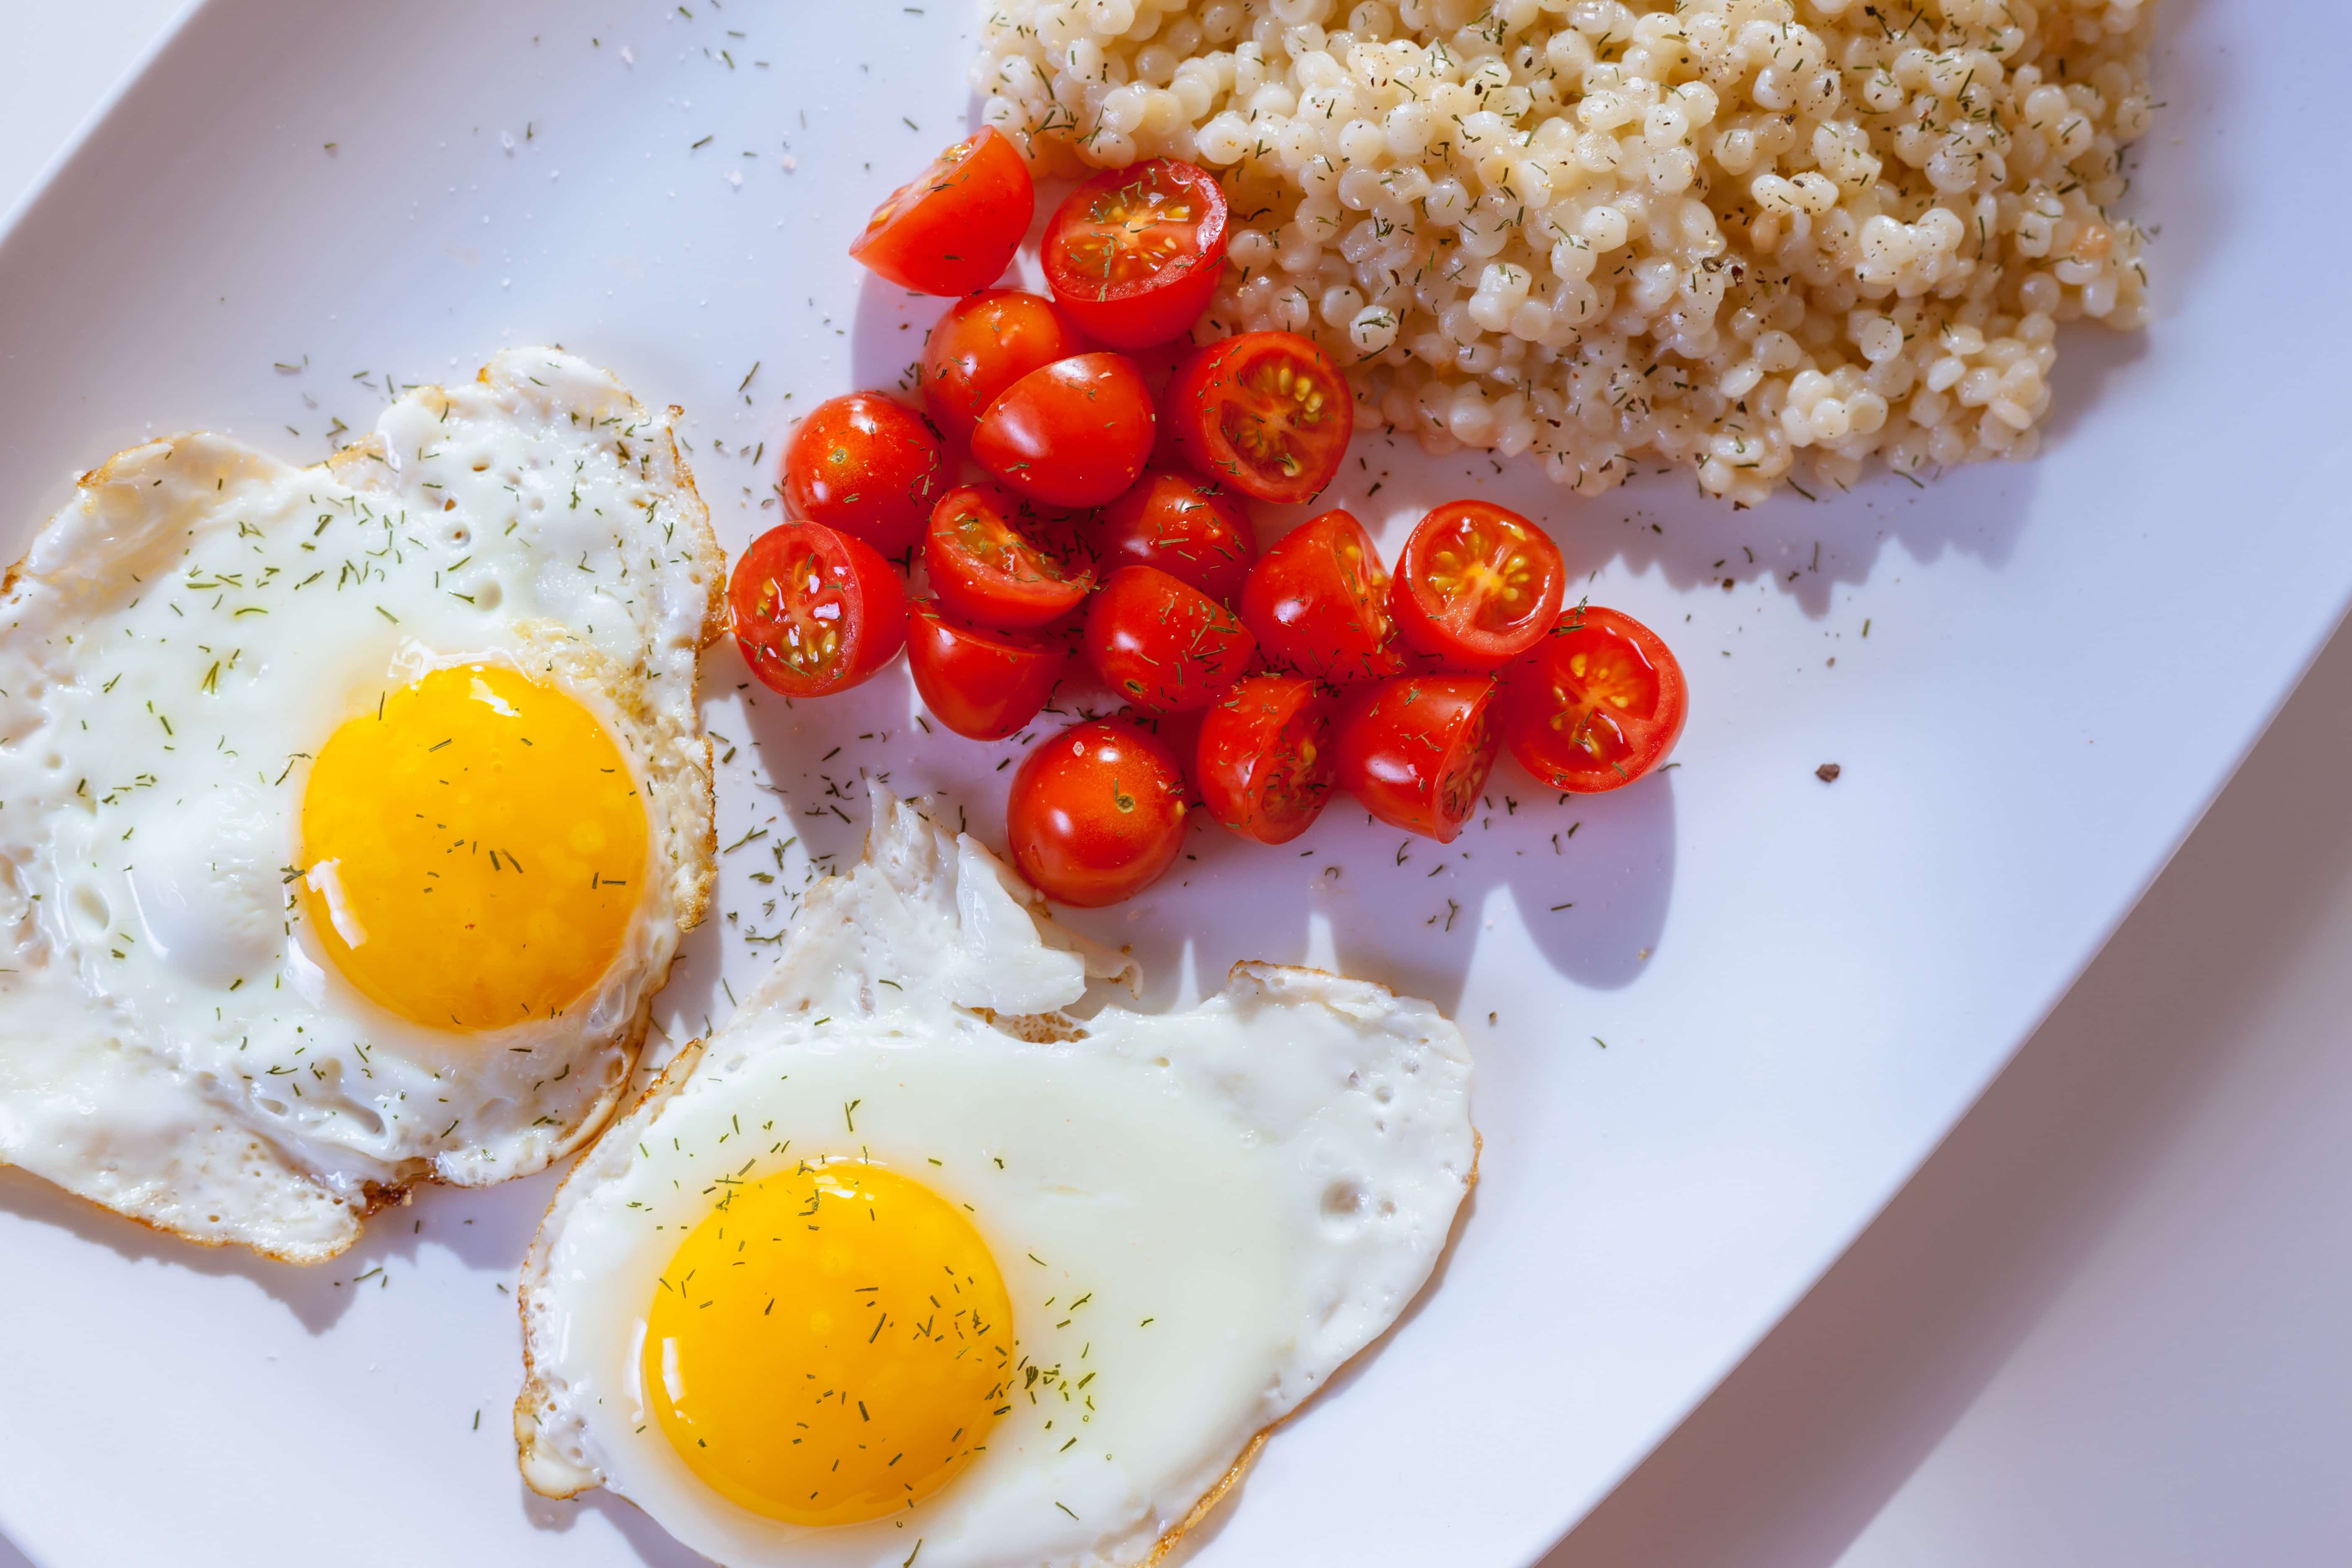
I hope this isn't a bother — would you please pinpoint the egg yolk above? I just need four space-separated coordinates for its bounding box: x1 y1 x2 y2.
298 663 648 1031
642 1161 1014 1526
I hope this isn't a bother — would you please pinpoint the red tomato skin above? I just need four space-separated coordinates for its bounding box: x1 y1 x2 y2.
905 600 1068 741
1239 508 1404 683
1006 719 1189 907
971 353 1157 508
1196 673 1340 844
1500 606 1689 793
1163 331 1354 504
780 393 944 557
1084 565 1257 713
848 127 1033 297
1334 674 1500 844
1042 160 1230 350
923 482 1097 631
920 291 1088 446
1097 470 1258 605
729 522 908 699
1389 500 1568 670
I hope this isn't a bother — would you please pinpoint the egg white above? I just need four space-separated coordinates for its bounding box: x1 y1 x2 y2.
0 348 723 1262
516 787 1476 1568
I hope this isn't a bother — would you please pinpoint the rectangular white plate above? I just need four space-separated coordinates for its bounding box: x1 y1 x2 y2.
1 2 2345 1565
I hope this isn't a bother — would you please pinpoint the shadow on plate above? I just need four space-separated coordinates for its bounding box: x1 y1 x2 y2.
0 1157 549 1334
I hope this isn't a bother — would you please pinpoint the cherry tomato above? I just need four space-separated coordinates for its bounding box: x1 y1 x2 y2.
1085 565 1256 713
1240 508 1403 683
905 600 1067 741
1042 159 1230 350
780 392 944 557
1500 606 1688 793
1164 331 1353 504
920 290 1088 446
1098 470 1257 605
1006 719 1189 907
1335 675 1500 843
730 522 907 699
1197 673 1339 845
1390 500 1566 670
923 482 1096 630
848 127 1032 297
971 352 1156 508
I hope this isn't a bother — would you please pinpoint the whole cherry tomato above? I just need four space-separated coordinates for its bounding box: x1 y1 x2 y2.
1098 470 1257 605
1163 331 1353 504
1197 673 1339 845
729 521 907 699
848 127 1032 297
904 599 1067 741
780 392 944 557
923 482 1096 630
1240 508 1403 683
971 352 1157 508
1084 565 1256 713
1335 674 1500 843
1500 606 1688 792
1042 159 1229 350
1006 719 1189 907
1390 500 1566 670
920 290 1088 446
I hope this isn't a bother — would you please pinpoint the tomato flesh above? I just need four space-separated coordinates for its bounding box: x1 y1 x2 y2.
1006 719 1189 907
1391 500 1566 670
730 522 908 699
905 600 1067 741
781 392 944 557
920 291 1087 446
1043 159 1229 350
1500 606 1688 792
1240 508 1402 683
1165 331 1353 504
972 352 1157 508
1335 675 1500 843
924 482 1095 631
848 127 1033 297
1197 673 1339 845
1097 470 1257 605
1085 565 1255 714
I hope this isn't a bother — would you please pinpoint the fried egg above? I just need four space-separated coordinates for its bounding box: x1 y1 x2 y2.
0 348 724 1262
516 787 1475 1568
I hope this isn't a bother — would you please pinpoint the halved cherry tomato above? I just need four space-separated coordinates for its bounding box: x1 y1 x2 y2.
848 127 1032 297
1335 675 1500 843
905 599 1067 741
1043 159 1230 350
1098 470 1257 605
1197 673 1339 845
1006 719 1189 907
972 352 1156 508
781 392 944 557
1164 331 1353 503
1240 508 1403 683
730 521 907 699
1085 565 1255 713
920 290 1088 446
1390 500 1565 670
923 482 1096 630
1500 606 1688 792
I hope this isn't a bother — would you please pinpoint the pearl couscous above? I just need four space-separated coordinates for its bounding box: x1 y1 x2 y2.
974 0 2158 505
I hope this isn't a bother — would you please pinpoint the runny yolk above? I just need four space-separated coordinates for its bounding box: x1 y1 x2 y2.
642 1162 1014 1526
298 663 647 1031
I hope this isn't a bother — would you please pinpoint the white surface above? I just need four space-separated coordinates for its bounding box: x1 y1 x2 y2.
1539 597 2352 1568
0 5 2347 1568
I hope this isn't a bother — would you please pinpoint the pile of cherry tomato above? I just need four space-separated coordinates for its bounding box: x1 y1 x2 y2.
727 128 1689 908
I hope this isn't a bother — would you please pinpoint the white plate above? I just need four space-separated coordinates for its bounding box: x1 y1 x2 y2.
0 2 2344 1565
